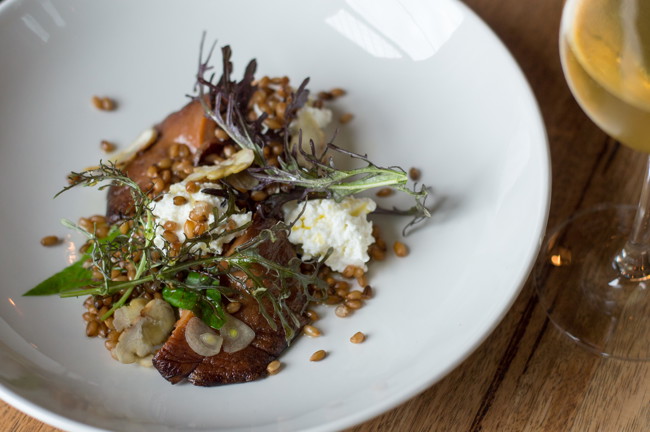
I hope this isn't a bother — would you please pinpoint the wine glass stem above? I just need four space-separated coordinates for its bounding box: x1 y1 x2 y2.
615 154 650 280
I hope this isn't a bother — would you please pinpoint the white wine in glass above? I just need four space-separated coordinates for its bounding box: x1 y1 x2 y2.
536 0 650 360
562 0 650 151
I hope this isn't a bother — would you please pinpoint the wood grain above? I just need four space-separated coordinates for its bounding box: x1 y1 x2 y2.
0 400 63 432
4 0 650 431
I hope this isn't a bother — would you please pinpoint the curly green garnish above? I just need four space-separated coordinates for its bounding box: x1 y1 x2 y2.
26 162 328 341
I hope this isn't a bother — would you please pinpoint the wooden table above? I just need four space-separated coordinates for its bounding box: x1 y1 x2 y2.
4 0 649 430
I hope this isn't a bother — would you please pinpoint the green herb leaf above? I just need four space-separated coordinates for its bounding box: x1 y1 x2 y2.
185 271 218 287
198 298 226 329
24 258 94 296
204 288 222 303
163 276 226 329
162 286 200 310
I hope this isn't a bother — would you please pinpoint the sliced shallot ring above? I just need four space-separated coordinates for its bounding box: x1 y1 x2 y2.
220 314 255 353
185 316 223 357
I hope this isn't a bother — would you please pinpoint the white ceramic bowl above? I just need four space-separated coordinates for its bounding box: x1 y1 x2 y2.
0 0 549 431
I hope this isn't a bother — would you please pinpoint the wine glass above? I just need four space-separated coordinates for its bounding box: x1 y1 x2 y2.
535 0 650 360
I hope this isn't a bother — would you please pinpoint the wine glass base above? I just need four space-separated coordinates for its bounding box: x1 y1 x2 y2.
535 204 650 361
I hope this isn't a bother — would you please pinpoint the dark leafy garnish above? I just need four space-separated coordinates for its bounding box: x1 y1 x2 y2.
196 39 268 166
195 34 431 234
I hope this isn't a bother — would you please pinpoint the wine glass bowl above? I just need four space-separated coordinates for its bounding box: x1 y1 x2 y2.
535 0 650 360
560 0 650 153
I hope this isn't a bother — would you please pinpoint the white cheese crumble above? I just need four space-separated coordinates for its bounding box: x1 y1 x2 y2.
295 105 332 129
289 105 332 165
152 181 251 254
282 197 376 272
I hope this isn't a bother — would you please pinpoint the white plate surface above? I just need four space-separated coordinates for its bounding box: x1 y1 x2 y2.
0 1 549 431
